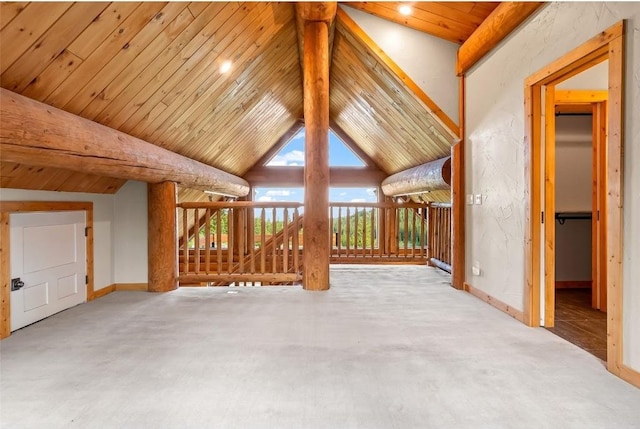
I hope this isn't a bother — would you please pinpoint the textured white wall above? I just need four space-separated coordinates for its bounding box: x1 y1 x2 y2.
0 188 115 290
557 60 608 89
341 5 459 125
556 116 592 212
113 181 148 283
465 2 640 370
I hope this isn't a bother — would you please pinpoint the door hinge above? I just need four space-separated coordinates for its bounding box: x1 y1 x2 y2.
85 227 89 237
541 211 544 224
85 275 89 285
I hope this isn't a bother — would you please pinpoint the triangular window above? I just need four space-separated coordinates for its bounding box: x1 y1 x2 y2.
266 128 366 167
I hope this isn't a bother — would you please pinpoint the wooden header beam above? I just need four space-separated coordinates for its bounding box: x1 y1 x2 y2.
457 2 545 75
244 166 386 187
0 89 250 197
381 157 451 197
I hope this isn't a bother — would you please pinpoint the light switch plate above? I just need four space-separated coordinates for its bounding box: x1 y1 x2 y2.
474 194 483 205
466 194 474 205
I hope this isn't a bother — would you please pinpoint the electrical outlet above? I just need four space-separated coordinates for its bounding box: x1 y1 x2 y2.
466 194 474 205
472 262 481 276
474 194 483 205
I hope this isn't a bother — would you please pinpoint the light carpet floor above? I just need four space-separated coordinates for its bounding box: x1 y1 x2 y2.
1 266 639 429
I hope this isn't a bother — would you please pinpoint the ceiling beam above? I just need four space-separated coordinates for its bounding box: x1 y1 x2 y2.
457 2 545 75
0 89 250 197
381 156 451 197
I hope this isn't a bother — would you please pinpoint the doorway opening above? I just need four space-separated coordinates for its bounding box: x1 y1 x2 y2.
545 106 607 361
523 21 625 375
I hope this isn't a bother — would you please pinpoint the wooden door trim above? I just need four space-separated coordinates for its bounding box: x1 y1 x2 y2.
524 21 629 382
543 86 557 327
0 201 94 339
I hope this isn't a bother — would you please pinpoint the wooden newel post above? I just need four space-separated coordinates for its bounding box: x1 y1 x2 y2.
299 2 336 291
148 181 178 292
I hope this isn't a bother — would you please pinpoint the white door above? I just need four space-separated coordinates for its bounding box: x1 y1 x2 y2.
10 211 86 331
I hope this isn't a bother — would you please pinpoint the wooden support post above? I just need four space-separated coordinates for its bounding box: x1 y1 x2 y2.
148 182 178 292
298 3 335 291
451 75 466 290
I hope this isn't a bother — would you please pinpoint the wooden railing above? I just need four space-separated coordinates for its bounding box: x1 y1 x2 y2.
177 200 451 285
427 203 452 273
178 202 303 286
329 202 429 264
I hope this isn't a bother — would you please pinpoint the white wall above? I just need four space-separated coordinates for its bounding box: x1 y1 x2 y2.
341 5 459 125
465 2 640 370
113 181 148 283
556 115 593 212
557 61 608 89
555 115 593 282
0 180 149 289
0 188 115 290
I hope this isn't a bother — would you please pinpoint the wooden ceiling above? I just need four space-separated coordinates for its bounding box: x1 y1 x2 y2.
330 8 458 175
343 2 499 44
1 2 486 200
0 2 302 195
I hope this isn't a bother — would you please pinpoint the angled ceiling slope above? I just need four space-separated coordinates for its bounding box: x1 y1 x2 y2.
330 8 459 177
0 2 303 195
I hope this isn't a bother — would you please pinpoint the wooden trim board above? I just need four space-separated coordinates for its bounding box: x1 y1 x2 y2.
620 365 640 389
90 283 149 300
464 282 525 323
523 21 626 383
0 201 94 339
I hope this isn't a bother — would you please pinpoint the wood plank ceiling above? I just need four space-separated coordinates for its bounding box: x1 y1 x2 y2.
0 2 494 201
344 2 499 44
0 2 302 198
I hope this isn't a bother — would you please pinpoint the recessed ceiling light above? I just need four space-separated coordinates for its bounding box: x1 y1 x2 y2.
398 5 412 16
220 61 232 74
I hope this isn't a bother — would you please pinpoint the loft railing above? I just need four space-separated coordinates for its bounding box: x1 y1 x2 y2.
428 203 452 273
177 200 450 286
177 202 303 286
329 202 428 263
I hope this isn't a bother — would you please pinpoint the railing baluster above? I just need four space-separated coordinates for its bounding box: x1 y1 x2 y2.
293 208 300 275
354 207 359 255
411 208 417 258
362 207 367 257
283 208 289 273
260 208 266 274
182 208 189 275
205 208 211 274
272 208 277 275
346 207 351 257
194 208 200 274
337 207 342 256
216 209 222 275
371 208 376 257
228 208 234 278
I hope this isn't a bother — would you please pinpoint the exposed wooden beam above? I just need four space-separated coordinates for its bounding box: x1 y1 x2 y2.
381 157 451 197
298 4 335 291
451 75 466 291
0 89 250 197
457 2 545 75
244 166 386 187
337 7 459 138
148 182 178 293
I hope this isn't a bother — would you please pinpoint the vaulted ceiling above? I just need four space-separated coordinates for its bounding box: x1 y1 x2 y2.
0 2 498 202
